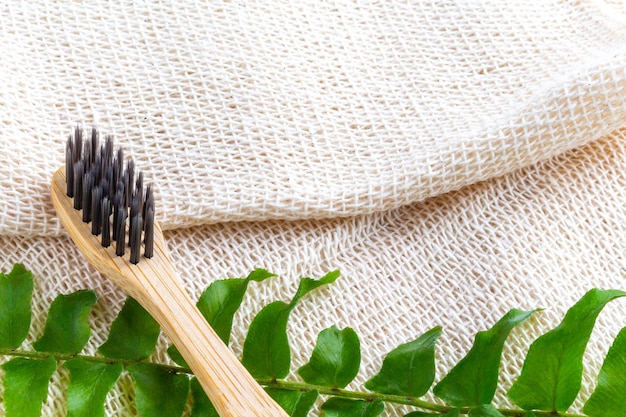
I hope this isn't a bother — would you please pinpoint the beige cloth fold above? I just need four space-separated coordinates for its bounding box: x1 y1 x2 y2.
2 1 626 235
1 1 626 416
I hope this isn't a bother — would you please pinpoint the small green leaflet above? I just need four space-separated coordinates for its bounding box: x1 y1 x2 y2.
291 271 340 305
167 344 188 368
242 300 291 379
65 358 123 417
0 263 33 350
266 388 318 417
2 357 57 417
190 377 219 417
98 297 160 360
583 326 626 416
298 326 361 389
508 289 626 412
198 268 276 345
434 309 536 406
467 405 505 417
242 271 340 379
365 326 441 397
128 363 189 417
33 290 97 354
168 269 276 367
321 398 384 417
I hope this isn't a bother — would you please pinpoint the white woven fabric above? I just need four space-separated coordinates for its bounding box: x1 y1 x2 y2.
1 1 626 416
2 1 626 234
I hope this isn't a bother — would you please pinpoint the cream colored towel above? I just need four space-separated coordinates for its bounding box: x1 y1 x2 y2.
1 1 626 415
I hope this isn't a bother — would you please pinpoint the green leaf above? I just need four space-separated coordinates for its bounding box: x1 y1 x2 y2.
0 263 33 349
2 357 57 417
508 289 626 412
167 344 189 368
266 388 318 417
364 326 441 397
291 270 340 307
242 271 339 379
583 326 626 416
190 377 219 417
241 300 291 379
128 363 190 417
321 398 384 417
64 358 123 417
98 297 160 360
33 290 97 354
246 268 278 283
168 269 276 367
298 326 361 388
468 405 505 417
434 309 537 406
198 269 276 345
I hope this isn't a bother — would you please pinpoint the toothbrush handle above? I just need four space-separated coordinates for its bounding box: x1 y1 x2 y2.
129 264 289 417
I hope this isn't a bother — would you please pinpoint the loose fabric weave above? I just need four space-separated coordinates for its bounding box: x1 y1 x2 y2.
1 1 626 416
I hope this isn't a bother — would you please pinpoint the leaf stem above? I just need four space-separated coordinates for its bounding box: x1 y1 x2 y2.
259 379 584 417
0 348 189 374
0 348 586 417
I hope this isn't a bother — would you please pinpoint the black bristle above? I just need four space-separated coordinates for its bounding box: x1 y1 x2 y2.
112 201 121 241
73 160 84 210
101 178 109 203
101 197 111 247
129 213 142 264
135 172 144 216
74 126 82 163
104 136 114 165
125 160 135 207
92 153 102 185
145 184 154 206
90 128 98 163
83 139 92 172
107 168 115 201
143 184 153 230
101 172 111 204
82 172 93 223
136 171 144 195
115 148 124 183
129 195 140 246
116 179 125 204
115 207 126 256
91 186 102 235
144 206 154 258
112 184 124 241
99 144 106 170
66 138 74 197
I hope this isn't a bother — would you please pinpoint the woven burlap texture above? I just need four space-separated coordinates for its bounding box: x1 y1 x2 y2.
1 1 626 416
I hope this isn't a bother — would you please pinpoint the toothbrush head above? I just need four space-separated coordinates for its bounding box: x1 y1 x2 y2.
64 127 155 264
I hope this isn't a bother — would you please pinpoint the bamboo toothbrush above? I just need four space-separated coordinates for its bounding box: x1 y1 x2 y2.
51 127 289 417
